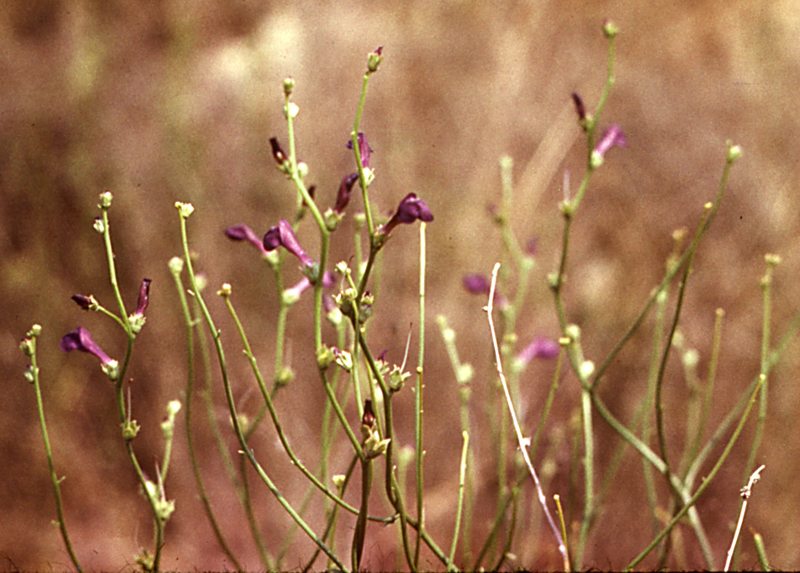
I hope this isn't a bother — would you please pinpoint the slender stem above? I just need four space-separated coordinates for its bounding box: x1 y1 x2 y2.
575 383 594 569
224 292 391 521
352 73 375 235
448 431 470 564
492 485 521 572
554 494 571 571
25 330 83 572
753 532 771 572
169 266 242 570
352 458 374 571
100 202 165 572
724 465 766 571
193 299 272 568
487 263 570 570
625 375 766 570
413 222 427 568
177 207 345 571
593 150 738 390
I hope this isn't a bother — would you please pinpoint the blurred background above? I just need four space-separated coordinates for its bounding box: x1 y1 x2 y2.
3 0 800 570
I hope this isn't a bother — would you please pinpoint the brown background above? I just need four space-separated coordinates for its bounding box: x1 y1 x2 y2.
3 1 800 570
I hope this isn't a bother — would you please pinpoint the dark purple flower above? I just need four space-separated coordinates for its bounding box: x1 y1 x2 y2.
61 327 119 379
270 137 288 166
263 219 314 267
380 193 434 235
71 294 94 311
517 337 560 365
225 224 268 254
347 132 373 169
334 173 359 213
593 124 627 163
462 273 491 295
571 92 586 122
133 278 152 317
462 273 507 307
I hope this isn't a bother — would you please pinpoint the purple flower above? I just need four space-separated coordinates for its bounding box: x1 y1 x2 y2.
263 219 314 267
592 124 627 166
462 273 507 307
517 337 560 365
380 193 434 236
61 326 119 379
71 294 95 311
133 278 152 317
225 224 268 255
347 132 373 169
334 173 359 213
270 137 288 165
462 273 491 295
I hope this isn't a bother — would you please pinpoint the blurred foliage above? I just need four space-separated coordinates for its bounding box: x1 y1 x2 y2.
3 1 800 570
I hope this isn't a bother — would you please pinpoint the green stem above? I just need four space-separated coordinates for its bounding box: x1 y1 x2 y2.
224 292 391 521
625 375 766 570
100 202 164 572
25 330 83 573
352 458 374 571
448 431 470 564
169 266 242 570
177 207 345 571
413 222 427 568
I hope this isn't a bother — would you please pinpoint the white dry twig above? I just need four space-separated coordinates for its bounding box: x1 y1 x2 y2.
723 464 766 571
485 262 571 571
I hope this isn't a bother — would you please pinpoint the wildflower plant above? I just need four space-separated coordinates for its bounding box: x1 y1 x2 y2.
19 22 800 573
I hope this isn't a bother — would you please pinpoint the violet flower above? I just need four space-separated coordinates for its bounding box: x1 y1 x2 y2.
60 326 119 380
517 337 560 364
462 273 491 295
225 224 268 255
591 124 627 167
128 278 152 334
334 173 359 214
380 193 434 236
263 219 314 267
71 294 95 311
462 273 507 307
347 132 373 169
134 278 152 317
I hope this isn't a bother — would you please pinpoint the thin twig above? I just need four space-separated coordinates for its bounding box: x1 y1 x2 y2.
724 465 766 571
485 262 570 571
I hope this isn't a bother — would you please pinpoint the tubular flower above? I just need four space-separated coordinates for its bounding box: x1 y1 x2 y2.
379 193 434 236
263 219 314 267
225 224 268 255
71 294 97 311
60 326 119 380
591 124 627 168
334 173 359 214
128 278 152 334
347 132 373 169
